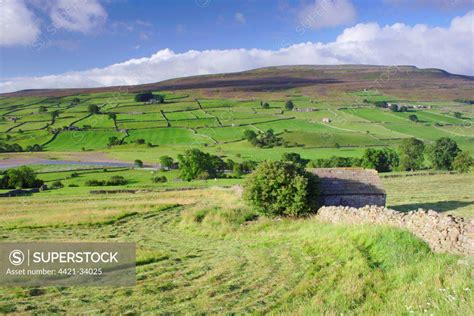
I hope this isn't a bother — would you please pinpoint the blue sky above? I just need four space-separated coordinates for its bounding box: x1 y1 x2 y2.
0 0 473 92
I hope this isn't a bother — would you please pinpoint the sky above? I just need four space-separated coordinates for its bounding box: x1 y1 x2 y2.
0 0 473 93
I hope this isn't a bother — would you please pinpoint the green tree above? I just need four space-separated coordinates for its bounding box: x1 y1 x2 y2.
399 138 425 171
285 100 294 110
38 105 48 113
262 102 270 109
408 114 418 122
6 166 43 189
160 155 174 170
243 161 318 217
429 137 460 170
177 149 224 181
50 110 60 124
362 148 399 172
243 130 257 141
281 152 309 167
108 112 118 130
453 112 463 119
88 104 100 114
453 151 473 173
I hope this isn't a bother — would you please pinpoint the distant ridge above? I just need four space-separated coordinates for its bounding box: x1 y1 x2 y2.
1 64 473 99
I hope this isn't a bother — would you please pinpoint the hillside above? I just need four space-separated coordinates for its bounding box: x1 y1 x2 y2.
2 65 474 100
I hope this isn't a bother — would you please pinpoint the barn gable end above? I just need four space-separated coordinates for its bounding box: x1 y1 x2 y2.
309 168 386 208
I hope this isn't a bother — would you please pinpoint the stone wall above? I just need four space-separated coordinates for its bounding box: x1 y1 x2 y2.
317 205 474 256
320 194 386 208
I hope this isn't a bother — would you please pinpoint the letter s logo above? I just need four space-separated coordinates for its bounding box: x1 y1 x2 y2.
9 250 25 266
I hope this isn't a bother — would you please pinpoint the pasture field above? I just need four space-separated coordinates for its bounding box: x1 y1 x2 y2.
0 172 473 314
0 91 472 156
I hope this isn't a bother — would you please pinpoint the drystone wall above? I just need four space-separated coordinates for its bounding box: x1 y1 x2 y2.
317 205 474 256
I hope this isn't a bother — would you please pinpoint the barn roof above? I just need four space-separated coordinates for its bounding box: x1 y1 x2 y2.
309 168 386 196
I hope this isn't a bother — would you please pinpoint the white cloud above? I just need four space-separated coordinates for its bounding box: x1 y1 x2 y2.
48 0 107 33
234 12 246 24
297 0 357 30
1 11 473 93
385 0 474 9
0 0 41 46
0 0 107 47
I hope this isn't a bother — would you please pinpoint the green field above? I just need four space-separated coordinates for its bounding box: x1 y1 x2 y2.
0 92 472 158
0 171 473 314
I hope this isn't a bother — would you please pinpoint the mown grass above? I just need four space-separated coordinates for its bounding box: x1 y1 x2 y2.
0 187 472 314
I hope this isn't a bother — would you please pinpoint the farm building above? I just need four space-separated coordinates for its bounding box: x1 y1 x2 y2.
309 168 386 208
322 117 332 123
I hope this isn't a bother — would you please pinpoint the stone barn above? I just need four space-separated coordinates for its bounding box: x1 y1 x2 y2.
309 168 386 208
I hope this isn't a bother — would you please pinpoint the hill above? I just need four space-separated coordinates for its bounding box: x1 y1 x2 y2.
2 65 474 100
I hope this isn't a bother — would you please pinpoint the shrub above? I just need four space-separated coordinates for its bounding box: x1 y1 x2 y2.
453 151 473 173
106 176 127 186
51 181 63 189
362 148 399 172
135 139 145 145
134 159 144 168
281 152 309 167
408 114 418 122
285 100 294 110
159 155 174 170
244 161 319 217
152 176 167 183
70 172 79 178
68 184 79 187
88 104 100 114
26 144 43 152
85 179 106 186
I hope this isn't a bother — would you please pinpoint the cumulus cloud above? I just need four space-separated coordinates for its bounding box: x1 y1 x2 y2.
0 0 41 46
297 0 357 29
1 11 473 93
0 0 107 47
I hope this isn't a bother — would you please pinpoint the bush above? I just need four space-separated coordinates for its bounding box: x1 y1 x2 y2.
134 159 144 168
453 151 473 173
68 184 79 187
159 155 174 170
310 156 362 168
135 139 145 145
134 92 164 103
85 179 106 186
152 176 167 183
70 172 79 178
106 176 127 186
51 181 63 189
244 161 319 217
362 148 399 172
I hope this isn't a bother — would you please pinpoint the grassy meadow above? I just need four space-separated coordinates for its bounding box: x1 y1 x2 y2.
0 179 473 314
